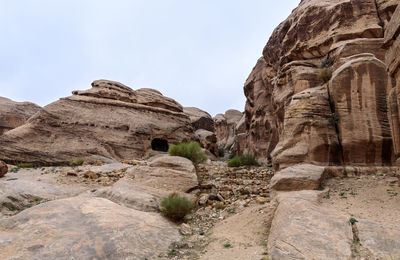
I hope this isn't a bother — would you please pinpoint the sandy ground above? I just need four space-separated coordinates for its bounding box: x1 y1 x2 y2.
199 203 275 260
321 175 400 231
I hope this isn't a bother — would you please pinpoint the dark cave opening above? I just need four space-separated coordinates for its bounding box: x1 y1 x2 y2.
151 138 169 152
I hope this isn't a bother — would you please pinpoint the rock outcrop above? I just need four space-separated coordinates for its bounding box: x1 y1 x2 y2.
384 4 400 164
214 109 244 155
95 155 198 212
270 164 327 191
242 0 400 169
0 196 180 260
0 97 40 135
184 107 215 132
268 190 353 259
0 161 7 178
0 80 194 165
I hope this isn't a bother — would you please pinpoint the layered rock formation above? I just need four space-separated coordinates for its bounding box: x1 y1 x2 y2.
184 107 218 156
384 4 400 164
0 97 40 135
184 107 215 132
214 109 244 155
242 0 400 169
0 80 194 165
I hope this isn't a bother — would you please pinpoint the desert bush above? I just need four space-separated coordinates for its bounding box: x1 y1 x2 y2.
160 193 194 221
227 157 242 167
317 68 332 83
69 158 84 166
227 154 258 167
168 142 207 165
17 163 34 168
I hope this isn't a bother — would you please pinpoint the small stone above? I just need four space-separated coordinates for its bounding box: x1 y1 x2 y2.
198 194 209 205
66 172 78 177
84 171 99 179
256 197 268 204
179 223 192 236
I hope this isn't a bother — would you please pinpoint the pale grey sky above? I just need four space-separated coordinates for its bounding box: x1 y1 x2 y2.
0 0 299 116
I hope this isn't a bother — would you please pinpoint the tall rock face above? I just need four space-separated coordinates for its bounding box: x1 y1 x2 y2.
213 109 244 155
0 80 194 165
243 0 399 169
0 97 41 135
384 4 400 164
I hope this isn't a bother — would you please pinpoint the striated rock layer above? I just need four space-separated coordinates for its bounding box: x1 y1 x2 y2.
0 80 194 165
0 97 41 135
242 0 400 169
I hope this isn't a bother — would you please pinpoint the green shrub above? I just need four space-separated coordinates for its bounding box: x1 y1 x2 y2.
227 157 242 167
239 154 258 166
317 68 332 84
17 163 34 168
160 193 194 221
227 154 258 167
168 142 207 165
69 158 84 166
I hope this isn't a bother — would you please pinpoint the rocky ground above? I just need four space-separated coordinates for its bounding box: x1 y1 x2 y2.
1 159 400 259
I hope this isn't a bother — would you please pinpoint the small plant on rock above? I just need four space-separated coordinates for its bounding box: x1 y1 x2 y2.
17 163 34 168
349 217 358 224
168 142 207 165
317 68 332 84
69 158 84 166
160 193 194 221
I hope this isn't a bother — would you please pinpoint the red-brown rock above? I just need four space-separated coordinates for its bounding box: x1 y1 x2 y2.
0 80 194 165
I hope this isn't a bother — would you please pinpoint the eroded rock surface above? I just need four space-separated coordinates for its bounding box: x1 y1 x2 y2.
0 97 41 135
0 80 194 165
214 109 243 155
242 0 399 168
268 191 353 259
270 164 327 191
0 196 180 260
95 155 198 212
184 107 215 132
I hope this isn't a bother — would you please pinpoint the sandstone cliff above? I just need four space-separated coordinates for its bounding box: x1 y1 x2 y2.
242 0 399 169
0 80 194 165
0 97 41 135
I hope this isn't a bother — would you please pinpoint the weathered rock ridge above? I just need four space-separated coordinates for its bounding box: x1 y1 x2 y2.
0 80 194 165
213 109 245 156
0 97 41 135
242 0 400 169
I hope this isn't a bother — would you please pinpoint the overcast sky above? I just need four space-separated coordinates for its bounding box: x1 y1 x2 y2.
0 0 299 116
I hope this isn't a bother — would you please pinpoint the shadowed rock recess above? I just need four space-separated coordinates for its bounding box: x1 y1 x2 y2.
0 80 194 165
241 0 400 170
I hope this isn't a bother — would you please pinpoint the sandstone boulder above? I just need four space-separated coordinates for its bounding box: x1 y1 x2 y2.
268 191 353 259
0 80 194 165
95 155 198 212
0 97 41 135
149 155 195 173
270 164 327 191
0 161 7 178
0 196 180 260
194 129 218 156
183 107 214 132
0 167 88 216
